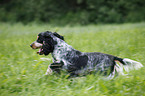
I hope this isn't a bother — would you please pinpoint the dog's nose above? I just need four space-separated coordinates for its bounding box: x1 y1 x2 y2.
30 44 32 47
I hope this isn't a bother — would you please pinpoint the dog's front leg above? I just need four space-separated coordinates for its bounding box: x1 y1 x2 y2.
45 61 64 75
45 65 53 75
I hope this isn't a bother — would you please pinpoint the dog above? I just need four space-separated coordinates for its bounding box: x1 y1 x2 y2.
30 31 143 78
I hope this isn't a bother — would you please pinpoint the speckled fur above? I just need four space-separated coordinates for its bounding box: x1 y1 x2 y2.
30 31 143 78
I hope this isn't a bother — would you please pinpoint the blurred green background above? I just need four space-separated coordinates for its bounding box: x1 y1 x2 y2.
0 0 145 25
0 0 145 96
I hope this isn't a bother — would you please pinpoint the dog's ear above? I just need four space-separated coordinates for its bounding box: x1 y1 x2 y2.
42 43 51 55
42 38 54 55
53 32 64 40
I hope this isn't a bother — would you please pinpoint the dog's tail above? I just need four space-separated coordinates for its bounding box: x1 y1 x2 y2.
114 57 143 75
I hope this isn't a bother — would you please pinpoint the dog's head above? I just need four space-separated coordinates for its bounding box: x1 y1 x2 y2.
30 31 64 55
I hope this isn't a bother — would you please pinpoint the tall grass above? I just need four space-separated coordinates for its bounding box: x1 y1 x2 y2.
0 22 145 96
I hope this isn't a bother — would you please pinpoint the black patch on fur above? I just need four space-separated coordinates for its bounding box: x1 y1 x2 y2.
114 57 125 64
67 55 88 73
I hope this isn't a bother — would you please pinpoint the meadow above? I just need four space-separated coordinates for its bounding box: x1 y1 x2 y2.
0 22 145 96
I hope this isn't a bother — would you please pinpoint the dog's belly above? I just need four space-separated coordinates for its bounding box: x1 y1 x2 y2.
52 48 116 75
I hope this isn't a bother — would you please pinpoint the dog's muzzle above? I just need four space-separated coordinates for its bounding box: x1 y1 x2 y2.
30 41 44 55
30 41 42 49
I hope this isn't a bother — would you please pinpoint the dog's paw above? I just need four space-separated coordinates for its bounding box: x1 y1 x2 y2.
45 67 53 75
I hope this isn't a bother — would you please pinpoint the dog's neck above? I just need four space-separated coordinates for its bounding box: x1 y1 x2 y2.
51 38 74 62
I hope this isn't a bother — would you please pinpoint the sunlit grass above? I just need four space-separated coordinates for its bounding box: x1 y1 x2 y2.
0 22 145 96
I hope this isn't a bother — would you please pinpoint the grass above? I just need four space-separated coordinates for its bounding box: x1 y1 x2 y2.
0 22 145 96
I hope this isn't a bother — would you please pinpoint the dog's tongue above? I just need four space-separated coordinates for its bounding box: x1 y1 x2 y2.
37 48 43 55
39 48 42 52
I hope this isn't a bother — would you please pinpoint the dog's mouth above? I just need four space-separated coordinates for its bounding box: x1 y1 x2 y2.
37 47 44 55
30 41 44 55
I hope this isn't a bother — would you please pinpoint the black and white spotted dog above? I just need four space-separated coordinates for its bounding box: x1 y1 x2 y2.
30 31 143 78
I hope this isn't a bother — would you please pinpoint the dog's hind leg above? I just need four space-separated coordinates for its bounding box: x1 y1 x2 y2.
107 61 116 79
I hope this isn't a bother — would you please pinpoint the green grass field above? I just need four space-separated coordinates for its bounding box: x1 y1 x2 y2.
0 22 145 96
